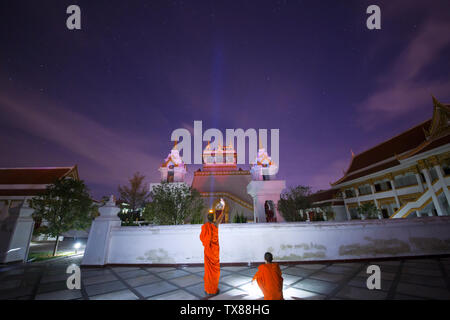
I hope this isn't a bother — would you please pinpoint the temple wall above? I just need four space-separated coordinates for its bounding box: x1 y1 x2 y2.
84 216 450 266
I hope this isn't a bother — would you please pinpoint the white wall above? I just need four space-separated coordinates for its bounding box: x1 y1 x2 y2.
83 216 450 266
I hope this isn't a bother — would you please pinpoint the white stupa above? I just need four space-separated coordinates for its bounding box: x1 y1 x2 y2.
250 144 278 181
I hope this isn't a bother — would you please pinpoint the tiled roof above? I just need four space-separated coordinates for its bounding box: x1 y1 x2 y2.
346 120 431 175
308 189 341 203
0 166 79 197
0 167 77 185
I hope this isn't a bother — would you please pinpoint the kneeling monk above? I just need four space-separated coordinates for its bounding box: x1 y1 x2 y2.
200 212 225 295
252 252 284 300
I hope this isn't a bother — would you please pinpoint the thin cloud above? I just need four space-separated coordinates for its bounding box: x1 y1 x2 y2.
0 91 162 192
358 19 450 128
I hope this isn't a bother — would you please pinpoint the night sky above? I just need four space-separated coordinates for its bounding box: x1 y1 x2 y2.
1 0 450 199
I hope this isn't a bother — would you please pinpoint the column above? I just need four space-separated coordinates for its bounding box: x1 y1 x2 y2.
414 167 425 192
421 166 444 216
433 163 450 211
2 199 35 263
389 174 401 209
369 182 382 219
82 195 121 266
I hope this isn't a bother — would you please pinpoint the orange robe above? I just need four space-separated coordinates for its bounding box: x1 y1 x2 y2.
252 263 284 300
200 222 220 294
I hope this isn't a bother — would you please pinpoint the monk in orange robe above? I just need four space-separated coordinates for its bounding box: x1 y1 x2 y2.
252 252 284 300
200 213 225 295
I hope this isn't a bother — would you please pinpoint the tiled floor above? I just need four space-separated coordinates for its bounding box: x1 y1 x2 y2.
1 254 450 300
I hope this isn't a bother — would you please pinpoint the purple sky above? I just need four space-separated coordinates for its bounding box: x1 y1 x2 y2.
1 0 450 199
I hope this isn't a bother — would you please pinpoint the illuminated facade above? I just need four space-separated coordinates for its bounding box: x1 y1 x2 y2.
328 97 450 219
191 143 254 223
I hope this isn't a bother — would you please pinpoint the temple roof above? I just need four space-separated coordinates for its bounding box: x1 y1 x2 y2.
0 166 79 196
332 98 450 186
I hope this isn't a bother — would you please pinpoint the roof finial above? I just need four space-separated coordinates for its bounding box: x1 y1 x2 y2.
351 149 355 158
173 139 178 150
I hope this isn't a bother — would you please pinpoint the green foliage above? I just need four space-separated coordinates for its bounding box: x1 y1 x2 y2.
232 212 247 223
31 178 96 255
277 185 312 222
190 211 204 224
357 202 380 219
118 172 150 212
143 182 205 225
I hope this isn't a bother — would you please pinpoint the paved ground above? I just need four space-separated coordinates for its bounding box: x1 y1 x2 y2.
1 254 450 300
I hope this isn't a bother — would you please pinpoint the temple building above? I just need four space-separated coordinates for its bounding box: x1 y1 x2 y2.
191 143 254 223
0 166 79 263
154 140 286 223
314 97 450 219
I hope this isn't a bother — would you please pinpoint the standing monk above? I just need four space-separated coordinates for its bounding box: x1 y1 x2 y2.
252 252 284 300
200 212 225 295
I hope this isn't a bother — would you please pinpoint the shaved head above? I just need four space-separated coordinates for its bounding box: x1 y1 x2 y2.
264 252 273 263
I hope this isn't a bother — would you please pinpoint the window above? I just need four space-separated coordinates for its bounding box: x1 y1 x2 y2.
345 189 356 198
374 180 392 192
429 168 439 182
442 158 450 175
358 185 372 196
394 174 417 188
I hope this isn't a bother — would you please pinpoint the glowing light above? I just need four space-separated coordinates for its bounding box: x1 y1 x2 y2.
74 242 81 249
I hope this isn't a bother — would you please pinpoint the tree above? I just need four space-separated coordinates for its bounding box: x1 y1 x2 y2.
357 203 380 219
31 178 96 256
277 185 312 222
143 182 205 225
118 172 150 212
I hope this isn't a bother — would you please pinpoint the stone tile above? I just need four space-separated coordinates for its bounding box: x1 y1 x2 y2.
356 270 397 281
116 269 150 279
169 274 204 287
35 289 82 300
348 277 392 292
111 267 142 273
284 287 326 300
157 269 190 280
335 286 388 300
37 280 69 294
238 282 265 300
0 279 21 290
293 278 339 295
85 280 126 296
403 261 441 270
393 293 425 300
310 271 347 283
282 274 303 286
0 286 34 299
283 267 315 277
82 273 118 286
323 265 358 275
124 274 161 287
149 289 198 300
399 273 447 288
330 263 363 268
220 274 252 287
40 273 69 284
90 289 139 300
145 267 176 273
402 267 443 277
196 269 231 278
184 282 232 298
221 266 249 272
237 268 258 277
182 266 204 273
396 282 450 300
81 268 112 278
209 288 248 300
292 263 327 270
135 281 177 298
